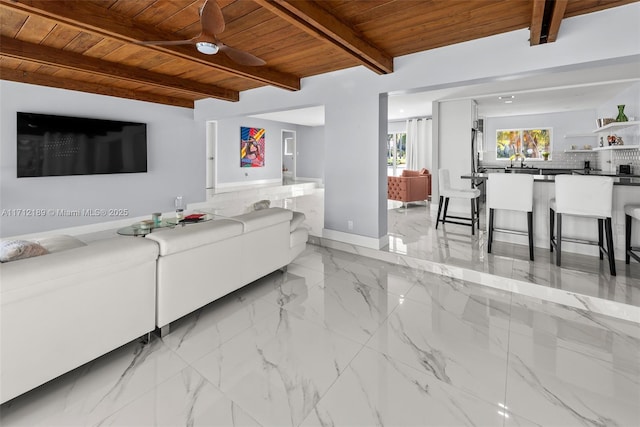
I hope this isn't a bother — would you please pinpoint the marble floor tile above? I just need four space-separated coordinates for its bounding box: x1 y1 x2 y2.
160 289 280 365
300 346 509 427
365 296 511 406
0 338 188 426
98 367 261 426
191 308 363 427
505 331 639 426
259 274 401 345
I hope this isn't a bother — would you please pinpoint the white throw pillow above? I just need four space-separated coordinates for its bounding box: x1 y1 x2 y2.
290 211 306 231
35 235 87 253
0 240 49 263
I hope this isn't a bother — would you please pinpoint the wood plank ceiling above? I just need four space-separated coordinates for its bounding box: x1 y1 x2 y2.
1 0 636 109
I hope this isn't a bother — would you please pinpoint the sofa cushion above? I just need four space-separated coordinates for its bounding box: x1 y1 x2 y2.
231 207 293 233
402 170 420 177
0 237 159 295
290 211 306 231
419 168 430 175
145 219 243 256
0 240 48 263
35 235 87 254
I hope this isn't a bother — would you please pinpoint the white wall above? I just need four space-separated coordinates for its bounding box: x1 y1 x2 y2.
194 4 640 246
214 116 298 185
296 126 325 180
0 81 201 237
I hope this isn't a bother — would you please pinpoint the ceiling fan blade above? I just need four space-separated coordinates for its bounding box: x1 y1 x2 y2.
201 0 225 36
137 39 195 46
218 43 266 66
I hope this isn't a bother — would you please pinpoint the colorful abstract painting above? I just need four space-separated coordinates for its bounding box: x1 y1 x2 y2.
240 126 265 167
496 128 552 160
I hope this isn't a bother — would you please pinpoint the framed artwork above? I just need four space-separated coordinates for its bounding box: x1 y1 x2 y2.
496 128 551 160
240 126 265 167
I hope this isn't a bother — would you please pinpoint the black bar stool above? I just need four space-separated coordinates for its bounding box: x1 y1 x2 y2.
625 204 640 264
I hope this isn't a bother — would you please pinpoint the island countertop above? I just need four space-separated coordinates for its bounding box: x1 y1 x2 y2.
462 172 640 186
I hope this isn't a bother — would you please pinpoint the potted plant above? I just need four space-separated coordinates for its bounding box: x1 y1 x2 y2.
542 151 550 161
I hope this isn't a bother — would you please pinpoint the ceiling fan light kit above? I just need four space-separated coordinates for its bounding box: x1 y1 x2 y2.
135 0 264 66
196 42 219 55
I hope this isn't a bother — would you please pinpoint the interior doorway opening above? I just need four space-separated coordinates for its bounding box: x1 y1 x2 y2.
281 129 296 184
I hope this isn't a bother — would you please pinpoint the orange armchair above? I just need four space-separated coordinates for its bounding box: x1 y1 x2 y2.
387 169 432 204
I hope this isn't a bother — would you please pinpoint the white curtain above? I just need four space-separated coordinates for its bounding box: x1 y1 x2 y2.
406 118 430 170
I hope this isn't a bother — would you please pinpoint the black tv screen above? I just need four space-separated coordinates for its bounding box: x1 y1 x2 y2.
17 112 147 177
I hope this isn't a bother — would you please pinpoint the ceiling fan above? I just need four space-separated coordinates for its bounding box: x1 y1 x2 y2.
136 0 265 66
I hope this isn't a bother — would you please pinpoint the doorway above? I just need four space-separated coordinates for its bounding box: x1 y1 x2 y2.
206 121 217 190
281 129 296 184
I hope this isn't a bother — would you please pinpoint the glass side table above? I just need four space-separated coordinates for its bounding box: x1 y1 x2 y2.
117 220 174 237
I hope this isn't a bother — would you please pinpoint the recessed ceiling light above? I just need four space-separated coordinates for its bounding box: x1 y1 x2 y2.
498 95 515 100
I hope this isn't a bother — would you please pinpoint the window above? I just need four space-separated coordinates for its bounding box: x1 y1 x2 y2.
387 132 406 176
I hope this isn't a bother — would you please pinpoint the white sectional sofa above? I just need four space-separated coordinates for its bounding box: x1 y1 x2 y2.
0 207 308 403
146 207 307 333
0 236 159 404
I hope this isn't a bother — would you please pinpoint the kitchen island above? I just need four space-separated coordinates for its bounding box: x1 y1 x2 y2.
462 172 640 261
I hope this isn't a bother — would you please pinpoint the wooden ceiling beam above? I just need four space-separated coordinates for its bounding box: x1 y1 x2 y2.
0 66 195 108
0 0 301 91
530 0 545 46
530 0 568 46
254 0 393 74
547 0 568 43
0 36 239 101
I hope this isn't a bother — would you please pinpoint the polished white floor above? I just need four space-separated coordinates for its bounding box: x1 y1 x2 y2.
2 181 639 426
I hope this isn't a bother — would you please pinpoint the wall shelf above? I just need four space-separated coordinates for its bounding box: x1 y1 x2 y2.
593 121 640 133
592 145 640 151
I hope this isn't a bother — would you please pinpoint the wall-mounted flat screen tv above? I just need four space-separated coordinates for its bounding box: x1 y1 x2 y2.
17 112 147 178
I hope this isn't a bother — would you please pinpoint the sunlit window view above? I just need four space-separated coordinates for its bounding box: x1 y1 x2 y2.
387 132 407 176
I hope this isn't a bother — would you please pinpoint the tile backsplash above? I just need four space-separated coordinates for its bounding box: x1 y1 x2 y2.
480 148 639 172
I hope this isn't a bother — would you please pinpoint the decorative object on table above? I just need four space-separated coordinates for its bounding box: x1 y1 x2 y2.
135 220 154 230
583 144 592 150
496 128 551 160
542 151 550 160
152 212 162 226
240 126 265 168
175 196 184 221
181 213 205 223
607 135 617 146
599 137 604 147
615 104 628 122
616 136 624 145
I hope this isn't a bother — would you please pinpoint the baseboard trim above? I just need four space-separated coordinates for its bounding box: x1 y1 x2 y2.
321 228 387 250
